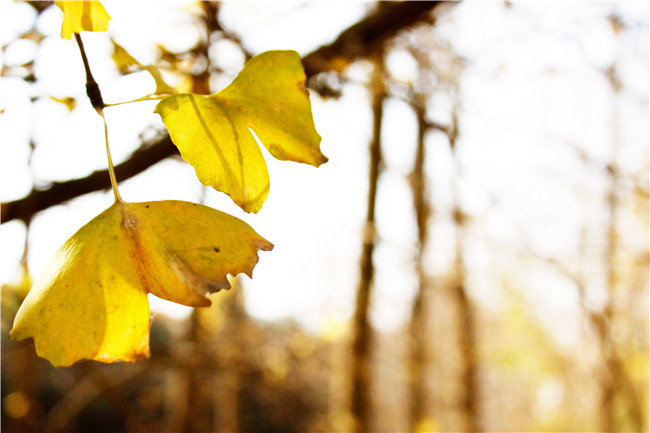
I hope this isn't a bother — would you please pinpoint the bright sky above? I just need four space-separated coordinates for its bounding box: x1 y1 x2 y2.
1 2 648 344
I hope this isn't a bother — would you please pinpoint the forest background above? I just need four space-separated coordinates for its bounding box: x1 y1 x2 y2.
1 1 648 432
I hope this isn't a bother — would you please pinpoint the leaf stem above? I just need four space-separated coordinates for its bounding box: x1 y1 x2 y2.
74 32 121 202
103 94 168 107
99 109 122 202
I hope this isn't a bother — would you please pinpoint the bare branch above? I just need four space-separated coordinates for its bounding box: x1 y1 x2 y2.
302 1 445 78
1 136 177 224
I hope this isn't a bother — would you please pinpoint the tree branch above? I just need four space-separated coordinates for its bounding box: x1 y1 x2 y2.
302 1 444 77
1 1 450 225
1 136 177 224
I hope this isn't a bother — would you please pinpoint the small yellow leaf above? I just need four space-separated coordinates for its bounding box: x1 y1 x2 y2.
50 96 76 112
55 1 111 40
10 200 272 367
111 39 176 95
111 38 140 74
155 50 327 213
143 65 177 96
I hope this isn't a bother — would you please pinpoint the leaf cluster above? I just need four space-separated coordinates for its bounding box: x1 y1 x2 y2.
10 1 327 366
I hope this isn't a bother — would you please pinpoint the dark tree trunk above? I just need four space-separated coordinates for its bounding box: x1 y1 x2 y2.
351 54 385 433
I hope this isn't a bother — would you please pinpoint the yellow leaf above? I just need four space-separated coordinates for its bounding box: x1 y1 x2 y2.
142 65 177 96
111 38 140 74
154 50 327 213
54 1 111 40
111 39 176 95
10 200 272 367
50 96 76 111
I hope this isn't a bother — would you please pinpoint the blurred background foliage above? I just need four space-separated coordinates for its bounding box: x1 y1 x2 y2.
1 1 648 432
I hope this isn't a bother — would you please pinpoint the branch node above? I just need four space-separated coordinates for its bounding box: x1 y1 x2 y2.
74 33 105 111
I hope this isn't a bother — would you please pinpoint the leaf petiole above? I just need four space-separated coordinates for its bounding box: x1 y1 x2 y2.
74 32 122 202
98 109 122 202
104 94 168 107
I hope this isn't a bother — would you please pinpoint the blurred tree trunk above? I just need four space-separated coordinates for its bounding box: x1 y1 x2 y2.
179 311 211 433
408 98 432 432
350 53 385 433
449 96 480 433
212 285 247 433
595 59 645 432
599 150 619 432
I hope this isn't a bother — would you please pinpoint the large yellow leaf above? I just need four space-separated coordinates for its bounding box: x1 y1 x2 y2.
10 200 272 367
154 50 328 213
55 1 111 40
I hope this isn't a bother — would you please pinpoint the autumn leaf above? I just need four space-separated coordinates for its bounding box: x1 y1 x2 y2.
50 96 76 111
111 39 176 96
154 50 328 213
10 200 272 367
55 1 111 40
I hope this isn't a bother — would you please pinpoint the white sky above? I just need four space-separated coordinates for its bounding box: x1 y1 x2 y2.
1 1 648 344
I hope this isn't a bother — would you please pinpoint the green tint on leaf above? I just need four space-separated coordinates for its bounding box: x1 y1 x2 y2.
10 200 272 367
154 50 327 213
55 1 111 40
